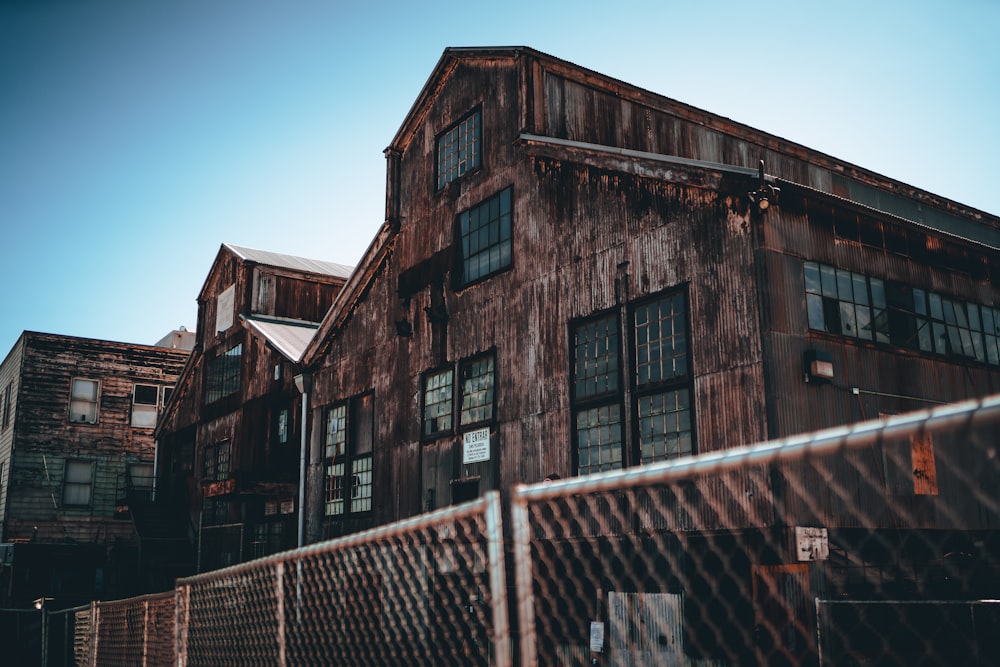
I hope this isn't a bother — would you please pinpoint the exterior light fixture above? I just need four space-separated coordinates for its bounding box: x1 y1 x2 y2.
749 160 780 212
804 349 834 384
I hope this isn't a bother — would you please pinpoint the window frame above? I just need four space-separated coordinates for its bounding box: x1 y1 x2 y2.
63 458 95 507
804 260 1000 367
454 186 514 288
421 366 456 440
628 290 695 464
202 440 232 483
569 309 626 476
68 378 100 425
131 383 160 428
322 392 375 538
421 350 498 442
205 343 243 404
435 107 482 191
569 287 696 476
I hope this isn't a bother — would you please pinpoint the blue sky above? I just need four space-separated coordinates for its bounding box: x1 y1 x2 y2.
2 0 998 355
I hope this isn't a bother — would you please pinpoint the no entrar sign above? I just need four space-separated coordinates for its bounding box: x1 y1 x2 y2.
462 427 491 464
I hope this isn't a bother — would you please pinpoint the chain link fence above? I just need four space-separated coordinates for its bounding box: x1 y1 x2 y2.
52 394 1000 665
176 492 509 666
512 394 1000 666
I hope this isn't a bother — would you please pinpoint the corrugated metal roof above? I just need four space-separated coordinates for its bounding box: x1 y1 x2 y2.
244 317 319 363
224 243 354 279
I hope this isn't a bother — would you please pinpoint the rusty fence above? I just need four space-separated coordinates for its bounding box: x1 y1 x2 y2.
60 394 1000 665
512 394 1000 666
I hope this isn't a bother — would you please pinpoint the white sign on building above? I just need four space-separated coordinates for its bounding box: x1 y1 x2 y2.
795 526 829 561
462 427 491 464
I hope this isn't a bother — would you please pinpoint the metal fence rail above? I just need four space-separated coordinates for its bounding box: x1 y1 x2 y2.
512 394 1000 666
176 491 509 666
51 395 1000 665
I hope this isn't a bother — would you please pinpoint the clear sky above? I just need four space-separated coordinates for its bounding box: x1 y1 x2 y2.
2 0 997 355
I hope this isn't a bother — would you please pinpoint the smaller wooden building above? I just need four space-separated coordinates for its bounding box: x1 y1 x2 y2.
0 331 189 608
154 243 352 572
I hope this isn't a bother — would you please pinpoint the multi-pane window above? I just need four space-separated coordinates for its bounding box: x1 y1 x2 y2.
804 262 884 342
202 441 231 482
457 188 513 286
436 109 481 190
422 352 498 439
571 314 623 475
633 293 693 462
570 289 694 476
459 355 495 426
422 369 454 438
205 343 243 403
323 393 374 535
69 379 99 424
63 459 94 506
805 261 1000 366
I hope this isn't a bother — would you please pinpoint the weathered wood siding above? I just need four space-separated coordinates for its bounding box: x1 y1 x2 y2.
2 333 187 543
311 53 773 531
755 186 1000 529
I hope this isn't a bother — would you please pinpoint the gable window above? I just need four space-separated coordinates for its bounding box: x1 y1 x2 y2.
63 459 95 506
323 393 374 538
69 378 99 424
456 187 513 287
422 351 498 439
436 108 481 190
570 288 694 476
205 343 243 403
131 384 160 428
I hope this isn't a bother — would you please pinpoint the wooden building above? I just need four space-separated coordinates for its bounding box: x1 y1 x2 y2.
154 243 352 572
292 47 1000 661
0 331 189 608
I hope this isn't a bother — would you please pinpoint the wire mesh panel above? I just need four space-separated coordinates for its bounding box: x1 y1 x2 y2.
90 592 175 667
513 395 1000 666
176 491 509 666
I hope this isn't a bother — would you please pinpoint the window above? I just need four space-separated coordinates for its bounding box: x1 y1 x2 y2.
633 293 693 462
805 260 1000 366
63 459 94 506
456 187 513 287
459 354 495 427
323 393 374 537
276 408 289 444
1 382 10 430
570 289 694 476
422 352 498 439
202 441 231 482
128 462 154 500
422 368 454 438
804 262 884 342
69 379 99 424
131 384 159 428
571 313 624 475
436 109 481 190
205 343 242 403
